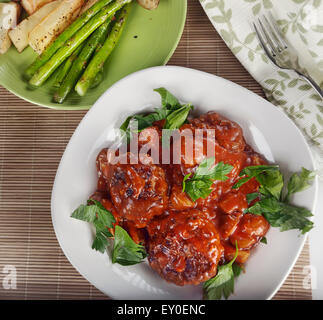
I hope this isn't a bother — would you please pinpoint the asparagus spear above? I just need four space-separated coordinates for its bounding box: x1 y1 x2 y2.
53 20 111 103
88 30 107 89
53 44 84 88
90 70 104 88
75 3 131 96
24 0 114 80
29 0 132 87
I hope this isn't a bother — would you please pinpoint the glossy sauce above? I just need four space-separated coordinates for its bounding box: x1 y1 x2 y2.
93 112 269 286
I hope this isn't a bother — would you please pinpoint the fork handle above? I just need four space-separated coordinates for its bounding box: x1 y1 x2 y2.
297 72 323 99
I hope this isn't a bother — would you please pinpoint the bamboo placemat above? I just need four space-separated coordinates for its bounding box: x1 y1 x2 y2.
0 0 312 300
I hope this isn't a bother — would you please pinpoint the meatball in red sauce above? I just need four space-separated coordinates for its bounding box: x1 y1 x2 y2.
96 150 168 228
147 210 224 286
94 111 270 286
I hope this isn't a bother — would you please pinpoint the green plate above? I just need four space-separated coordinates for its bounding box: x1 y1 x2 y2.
0 1 187 110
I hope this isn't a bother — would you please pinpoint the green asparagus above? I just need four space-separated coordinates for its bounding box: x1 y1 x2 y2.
29 0 132 87
53 20 111 103
90 70 104 88
75 4 131 96
24 0 114 80
89 24 109 89
53 44 84 88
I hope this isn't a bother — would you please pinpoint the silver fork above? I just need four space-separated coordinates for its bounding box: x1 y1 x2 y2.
253 14 323 99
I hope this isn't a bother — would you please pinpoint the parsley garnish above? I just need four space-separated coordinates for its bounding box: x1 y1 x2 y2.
112 225 147 266
203 242 240 300
235 166 315 234
71 200 115 253
233 165 281 197
183 157 233 201
285 167 316 202
71 201 148 264
120 88 193 138
249 198 313 234
260 237 267 244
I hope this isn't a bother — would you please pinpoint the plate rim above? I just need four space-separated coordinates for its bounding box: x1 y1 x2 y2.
51 65 318 300
0 1 187 111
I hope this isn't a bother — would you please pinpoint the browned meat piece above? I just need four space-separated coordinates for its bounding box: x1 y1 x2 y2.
230 213 270 249
147 210 224 286
98 151 168 228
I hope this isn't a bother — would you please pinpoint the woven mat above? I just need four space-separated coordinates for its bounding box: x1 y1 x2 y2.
0 0 311 300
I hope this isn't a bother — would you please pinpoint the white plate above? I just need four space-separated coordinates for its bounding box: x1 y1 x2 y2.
51 66 318 300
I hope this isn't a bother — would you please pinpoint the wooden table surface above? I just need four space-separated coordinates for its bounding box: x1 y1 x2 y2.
0 0 311 299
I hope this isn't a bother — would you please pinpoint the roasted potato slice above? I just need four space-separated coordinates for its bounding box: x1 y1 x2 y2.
137 0 160 10
21 0 55 15
28 0 84 54
9 1 61 53
0 2 20 54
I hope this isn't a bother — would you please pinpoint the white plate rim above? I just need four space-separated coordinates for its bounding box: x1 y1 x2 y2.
51 65 318 300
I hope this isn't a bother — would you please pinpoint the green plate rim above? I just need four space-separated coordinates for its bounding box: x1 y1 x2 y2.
0 1 187 111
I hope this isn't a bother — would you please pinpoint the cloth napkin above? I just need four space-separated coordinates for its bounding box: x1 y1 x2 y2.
199 0 323 177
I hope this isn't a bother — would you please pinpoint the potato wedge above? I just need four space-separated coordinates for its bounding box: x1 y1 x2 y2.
21 0 55 15
80 0 99 15
0 2 20 54
9 1 61 53
29 0 85 54
137 0 160 10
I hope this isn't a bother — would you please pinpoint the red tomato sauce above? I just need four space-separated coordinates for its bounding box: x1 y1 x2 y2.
92 112 269 286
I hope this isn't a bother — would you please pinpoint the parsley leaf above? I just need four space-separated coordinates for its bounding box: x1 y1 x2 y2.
285 167 316 202
71 202 148 263
246 194 314 234
242 165 315 234
232 263 243 277
257 170 284 200
233 165 281 199
246 192 259 205
183 157 233 201
203 242 240 300
153 87 182 109
260 237 267 244
112 225 147 266
164 104 193 130
120 88 193 138
71 200 116 253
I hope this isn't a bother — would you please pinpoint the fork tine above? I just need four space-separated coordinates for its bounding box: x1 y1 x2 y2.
262 15 284 52
253 22 276 64
258 18 277 56
268 12 288 49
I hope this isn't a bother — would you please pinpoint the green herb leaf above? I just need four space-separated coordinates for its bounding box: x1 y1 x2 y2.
112 225 147 266
182 173 192 192
184 178 214 202
92 229 110 252
203 242 239 300
71 200 115 253
164 104 193 130
154 87 181 109
257 170 284 200
260 237 267 244
183 158 233 201
265 202 313 234
232 263 243 277
195 157 233 180
240 165 280 178
247 196 313 234
120 116 132 132
233 165 280 190
246 192 259 204
285 167 315 201
120 88 193 139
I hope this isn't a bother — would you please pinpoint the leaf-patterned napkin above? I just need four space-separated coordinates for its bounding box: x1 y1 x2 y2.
200 0 323 176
